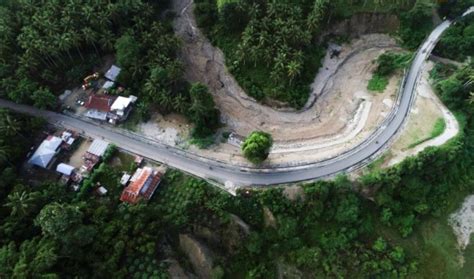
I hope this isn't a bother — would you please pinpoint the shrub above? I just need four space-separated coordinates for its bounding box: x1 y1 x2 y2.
241 131 273 164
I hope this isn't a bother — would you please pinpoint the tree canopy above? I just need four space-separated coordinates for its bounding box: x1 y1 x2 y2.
241 131 273 164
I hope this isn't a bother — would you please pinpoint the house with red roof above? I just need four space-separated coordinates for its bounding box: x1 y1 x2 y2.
84 95 116 121
120 167 162 204
84 94 137 123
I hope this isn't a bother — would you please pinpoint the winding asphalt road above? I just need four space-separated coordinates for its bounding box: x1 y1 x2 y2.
1 9 472 189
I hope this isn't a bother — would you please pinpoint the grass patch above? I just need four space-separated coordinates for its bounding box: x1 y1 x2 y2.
114 151 137 173
407 118 446 148
368 52 413 92
368 74 389 92
190 135 215 149
119 109 142 131
430 118 447 138
365 151 391 172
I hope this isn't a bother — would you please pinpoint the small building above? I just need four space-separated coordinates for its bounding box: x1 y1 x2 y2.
87 139 109 157
81 139 110 173
104 65 121 82
120 167 162 204
28 136 63 168
84 94 136 123
97 186 108 196
60 131 76 149
56 163 75 176
84 95 116 121
120 173 131 186
102 81 115 90
109 95 137 123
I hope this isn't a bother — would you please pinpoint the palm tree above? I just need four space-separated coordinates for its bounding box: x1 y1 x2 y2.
0 142 12 164
99 30 115 52
82 27 100 57
469 92 474 105
0 113 21 137
4 191 38 218
173 94 188 114
287 60 302 84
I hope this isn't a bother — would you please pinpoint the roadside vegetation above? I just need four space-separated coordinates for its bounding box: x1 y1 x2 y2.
241 131 273 164
368 52 412 92
407 117 446 148
434 13 474 61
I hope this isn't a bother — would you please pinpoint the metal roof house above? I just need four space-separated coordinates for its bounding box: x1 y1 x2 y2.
28 136 63 168
120 167 162 204
56 163 75 176
104 65 121 82
84 95 116 121
87 139 109 157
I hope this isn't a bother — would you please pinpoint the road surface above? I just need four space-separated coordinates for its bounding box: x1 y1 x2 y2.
1 9 471 189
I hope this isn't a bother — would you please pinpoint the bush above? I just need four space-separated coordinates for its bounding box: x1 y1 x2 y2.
241 131 273 164
102 144 117 162
367 75 389 92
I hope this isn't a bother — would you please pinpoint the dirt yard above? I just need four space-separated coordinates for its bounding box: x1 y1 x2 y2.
66 139 91 168
138 113 191 146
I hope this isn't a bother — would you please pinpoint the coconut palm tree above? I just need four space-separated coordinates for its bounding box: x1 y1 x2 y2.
0 113 21 137
5 191 38 218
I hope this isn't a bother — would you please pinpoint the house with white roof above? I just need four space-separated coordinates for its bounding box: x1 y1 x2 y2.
108 95 138 123
28 136 63 168
56 163 75 176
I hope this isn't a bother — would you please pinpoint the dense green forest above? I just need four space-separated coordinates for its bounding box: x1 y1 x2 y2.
0 0 219 139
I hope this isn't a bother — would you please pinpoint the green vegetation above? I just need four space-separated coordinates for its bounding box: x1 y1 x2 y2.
435 14 474 61
368 75 389 92
241 131 273 164
1 1 474 278
431 117 447 138
438 0 474 18
407 117 446 149
368 52 412 92
102 144 117 163
195 0 330 108
399 0 434 49
188 83 221 138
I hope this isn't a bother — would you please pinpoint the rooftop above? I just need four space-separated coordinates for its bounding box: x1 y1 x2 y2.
56 163 75 176
87 139 109 157
28 136 63 168
120 167 162 204
85 95 116 112
104 65 121 82
111 96 132 112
